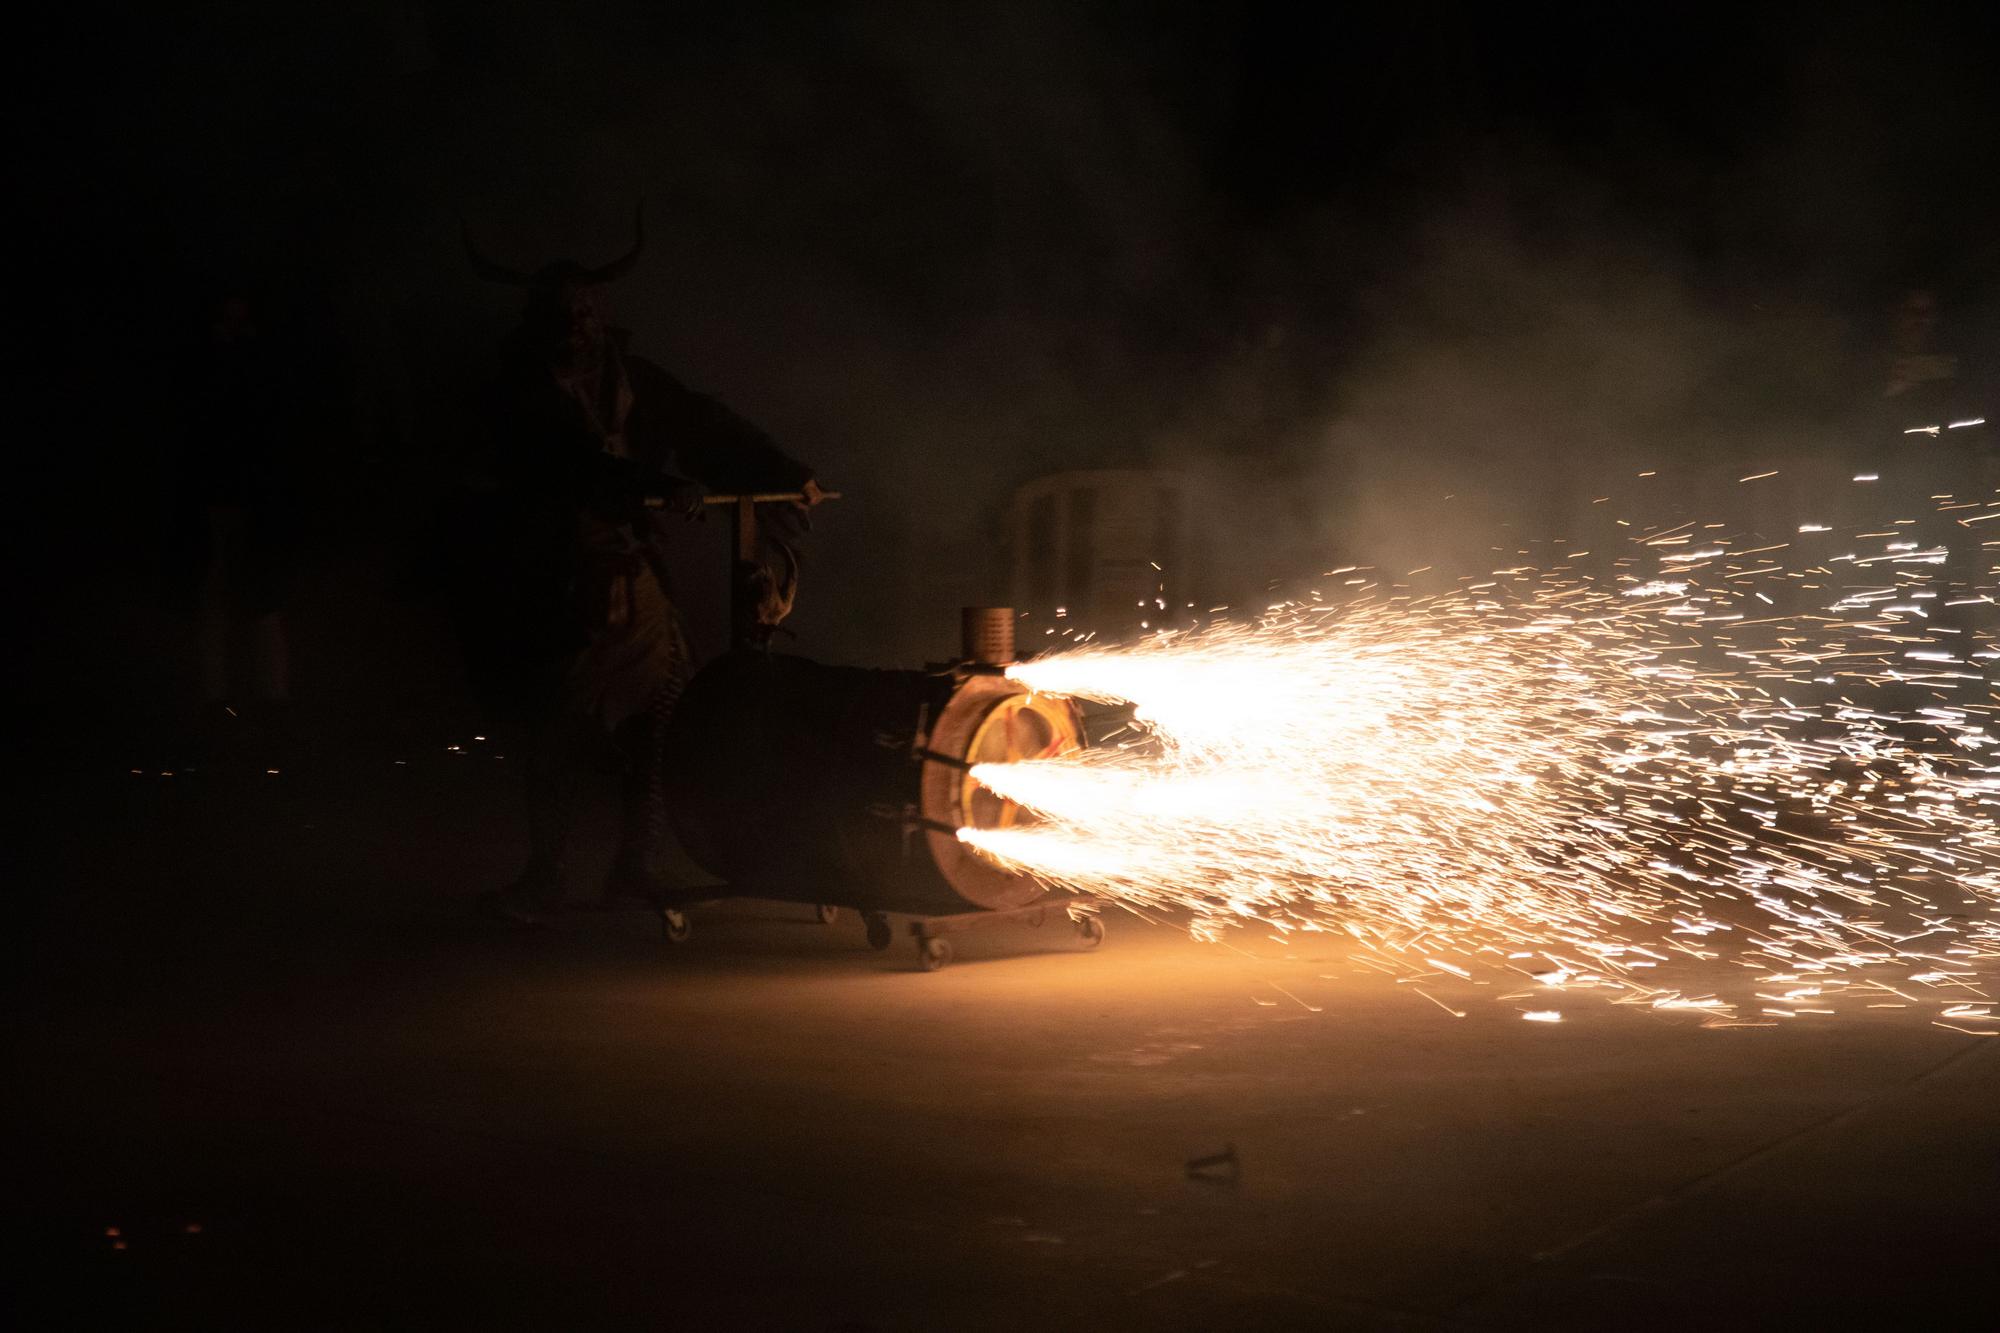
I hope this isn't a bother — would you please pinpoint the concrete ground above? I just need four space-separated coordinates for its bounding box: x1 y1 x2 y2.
16 740 1999 1331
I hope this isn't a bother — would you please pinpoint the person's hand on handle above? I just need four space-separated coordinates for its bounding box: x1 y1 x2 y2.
793 477 828 513
654 475 705 516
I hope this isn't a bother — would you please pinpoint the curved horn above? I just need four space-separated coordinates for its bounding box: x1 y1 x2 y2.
460 219 531 287
584 201 646 284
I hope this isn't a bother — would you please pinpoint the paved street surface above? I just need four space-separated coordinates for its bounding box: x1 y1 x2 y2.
17 745 1998 1330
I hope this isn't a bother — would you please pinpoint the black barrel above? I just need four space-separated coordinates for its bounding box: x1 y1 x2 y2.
662 652 1081 914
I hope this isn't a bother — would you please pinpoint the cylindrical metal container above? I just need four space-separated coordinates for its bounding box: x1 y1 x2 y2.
960 606 1016 665
662 651 1082 914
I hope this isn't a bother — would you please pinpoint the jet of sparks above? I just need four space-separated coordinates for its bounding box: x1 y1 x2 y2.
961 475 2000 1029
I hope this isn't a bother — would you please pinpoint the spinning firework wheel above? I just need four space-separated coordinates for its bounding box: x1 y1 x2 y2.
957 693 1083 833
903 680 1099 968
907 673 1087 912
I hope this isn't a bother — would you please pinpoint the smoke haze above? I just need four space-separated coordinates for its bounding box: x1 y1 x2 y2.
19 1 1998 746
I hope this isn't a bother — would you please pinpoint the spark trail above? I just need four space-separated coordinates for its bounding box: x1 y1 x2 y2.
961 468 2000 1028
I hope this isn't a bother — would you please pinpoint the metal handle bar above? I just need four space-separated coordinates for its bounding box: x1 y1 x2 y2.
645 490 842 508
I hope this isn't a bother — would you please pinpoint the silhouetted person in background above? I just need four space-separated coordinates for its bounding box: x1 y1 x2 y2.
172 291 306 739
1839 287 1981 510
1857 286 1993 714
1881 288 1961 421
465 212 823 922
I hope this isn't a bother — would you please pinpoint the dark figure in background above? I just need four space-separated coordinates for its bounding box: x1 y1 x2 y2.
1871 287 1988 514
1860 288 1993 720
467 211 823 920
1840 288 1982 520
173 292 305 718
1881 288 1962 421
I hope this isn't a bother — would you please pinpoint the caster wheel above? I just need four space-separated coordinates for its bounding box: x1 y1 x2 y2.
816 904 840 925
1076 915 1105 949
919 937 953 972
865 914 893 951
660 908 692 944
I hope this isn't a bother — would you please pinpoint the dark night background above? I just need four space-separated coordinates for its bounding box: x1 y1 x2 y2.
17 0 1998 761
12 4 2000 1329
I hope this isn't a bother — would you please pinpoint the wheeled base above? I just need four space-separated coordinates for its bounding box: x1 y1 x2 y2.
658 900 841 943
658 896 1105 970
898 899 1104 971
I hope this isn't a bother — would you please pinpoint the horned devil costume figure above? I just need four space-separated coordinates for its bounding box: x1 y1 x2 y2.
468 209 820 918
